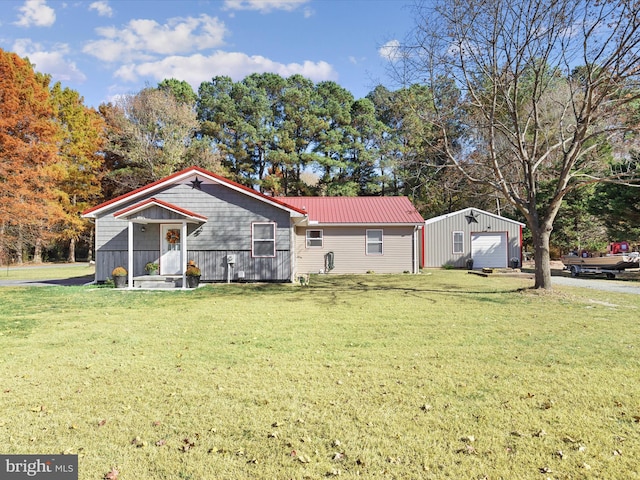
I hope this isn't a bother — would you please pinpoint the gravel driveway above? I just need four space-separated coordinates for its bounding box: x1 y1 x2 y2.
551 274 640 295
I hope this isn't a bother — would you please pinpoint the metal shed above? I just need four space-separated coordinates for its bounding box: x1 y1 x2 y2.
422 208 525 269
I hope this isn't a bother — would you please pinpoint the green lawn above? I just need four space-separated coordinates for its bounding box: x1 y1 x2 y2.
1 271 639 479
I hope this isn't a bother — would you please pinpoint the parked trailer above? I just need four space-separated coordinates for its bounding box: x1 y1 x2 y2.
564 264 628 279
561 243 640 279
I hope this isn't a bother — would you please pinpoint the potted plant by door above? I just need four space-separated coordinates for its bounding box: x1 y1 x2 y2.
185 265 201 288
145 262 159 275
112 266 127 288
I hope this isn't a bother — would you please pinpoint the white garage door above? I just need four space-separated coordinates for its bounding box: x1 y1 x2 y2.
471 232 507 268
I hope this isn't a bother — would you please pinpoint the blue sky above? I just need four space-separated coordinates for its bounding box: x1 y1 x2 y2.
0 0 415 108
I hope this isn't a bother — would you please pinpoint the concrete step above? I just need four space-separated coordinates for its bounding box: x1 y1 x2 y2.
133 275 182 289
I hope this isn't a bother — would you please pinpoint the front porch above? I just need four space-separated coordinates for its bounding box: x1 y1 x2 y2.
113 197 208 289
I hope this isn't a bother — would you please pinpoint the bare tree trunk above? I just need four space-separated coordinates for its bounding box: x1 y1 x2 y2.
532 227 553 289
87 227 94 263
15 228 24 265
33 238 43 263
68 238 76 263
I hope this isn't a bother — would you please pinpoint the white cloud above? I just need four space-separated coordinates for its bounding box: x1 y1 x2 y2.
223 0 310 13
83 14 226 62
12 38 86 82
14 0 56 27
378 40 403 62
113 51 337 87
89 1 113 17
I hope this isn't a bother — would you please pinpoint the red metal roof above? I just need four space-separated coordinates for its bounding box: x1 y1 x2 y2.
281 196 424 224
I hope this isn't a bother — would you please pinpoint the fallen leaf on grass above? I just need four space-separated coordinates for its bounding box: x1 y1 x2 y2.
179 438 195 452
103 467 119 480
131 436 146 448
98 419 107 427
456 444 477 455
540 400 554 410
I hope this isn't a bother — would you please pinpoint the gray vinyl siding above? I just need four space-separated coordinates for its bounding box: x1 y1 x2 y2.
294 226 417 275
94 183 292 282
423 210 522 268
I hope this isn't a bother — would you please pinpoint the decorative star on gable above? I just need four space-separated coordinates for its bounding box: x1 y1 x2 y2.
465 210 478 224
190 176 203 190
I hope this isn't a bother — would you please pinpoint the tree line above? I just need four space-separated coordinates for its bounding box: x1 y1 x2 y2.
1 20 639 269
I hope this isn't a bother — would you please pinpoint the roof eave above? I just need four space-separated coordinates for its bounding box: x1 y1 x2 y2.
81 166 307 218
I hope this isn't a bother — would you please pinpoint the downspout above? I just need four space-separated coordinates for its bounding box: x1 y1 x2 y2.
127 220 134 288
413 226 419 274
289 221 295 282
421 225 425 269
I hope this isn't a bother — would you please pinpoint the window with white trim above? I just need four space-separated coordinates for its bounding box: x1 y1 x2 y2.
452 231 464 254
366 229 383 255
306 229 323 248
252 222 276 257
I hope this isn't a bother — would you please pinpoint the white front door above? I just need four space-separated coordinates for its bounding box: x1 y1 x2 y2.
161 224 182 275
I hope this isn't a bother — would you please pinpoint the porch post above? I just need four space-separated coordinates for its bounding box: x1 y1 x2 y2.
181 221 188 289
128 220 134 288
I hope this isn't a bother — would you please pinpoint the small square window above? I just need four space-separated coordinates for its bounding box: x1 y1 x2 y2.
306 229 323 248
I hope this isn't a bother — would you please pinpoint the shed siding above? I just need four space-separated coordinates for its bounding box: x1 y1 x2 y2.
94 183 292 282
424 210 522 268
294 226 417 274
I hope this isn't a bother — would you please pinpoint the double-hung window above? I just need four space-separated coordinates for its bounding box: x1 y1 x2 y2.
452 231 464 254
366 229 383 255
252 222 276 257
306 229 323 248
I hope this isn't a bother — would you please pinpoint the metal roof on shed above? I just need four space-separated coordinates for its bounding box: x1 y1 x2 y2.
281 196 424 224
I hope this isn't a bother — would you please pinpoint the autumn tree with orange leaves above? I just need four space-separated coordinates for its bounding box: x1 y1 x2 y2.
50 82 106 262
0 49 64 264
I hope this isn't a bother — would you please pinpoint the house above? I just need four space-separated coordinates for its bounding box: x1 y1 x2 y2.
423 207 525 269
282 196 424 275
82 167 425 287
